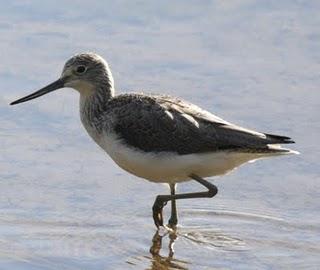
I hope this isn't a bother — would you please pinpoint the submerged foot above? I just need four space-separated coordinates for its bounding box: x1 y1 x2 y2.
167 216 178 229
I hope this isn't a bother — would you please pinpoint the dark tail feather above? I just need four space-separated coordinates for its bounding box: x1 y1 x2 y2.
264 133 295 144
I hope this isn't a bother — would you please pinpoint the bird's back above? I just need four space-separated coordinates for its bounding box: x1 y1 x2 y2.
101 93 295 155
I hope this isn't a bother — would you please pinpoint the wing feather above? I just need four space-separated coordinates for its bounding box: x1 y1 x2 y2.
106 94 294 154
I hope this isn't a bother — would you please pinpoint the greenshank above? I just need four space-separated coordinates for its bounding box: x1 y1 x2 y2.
10 53 298 228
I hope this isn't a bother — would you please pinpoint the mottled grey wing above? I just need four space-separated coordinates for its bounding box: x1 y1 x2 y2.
156 95 294 144
110 94 293 154
107 95 219 154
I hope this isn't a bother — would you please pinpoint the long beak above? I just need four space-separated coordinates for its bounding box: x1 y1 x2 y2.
10 78 65 105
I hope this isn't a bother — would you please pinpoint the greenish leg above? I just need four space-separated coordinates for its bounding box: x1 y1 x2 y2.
168 184 178 227
152 174 218 228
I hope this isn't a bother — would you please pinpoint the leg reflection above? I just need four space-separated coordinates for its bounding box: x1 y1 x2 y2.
149 229 188 270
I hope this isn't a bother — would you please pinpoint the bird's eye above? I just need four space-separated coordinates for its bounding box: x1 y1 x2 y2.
75 65 87 74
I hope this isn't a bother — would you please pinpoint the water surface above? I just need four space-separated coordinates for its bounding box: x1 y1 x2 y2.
0 1 319 269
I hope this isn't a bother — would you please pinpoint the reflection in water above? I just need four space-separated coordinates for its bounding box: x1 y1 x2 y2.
148 229 189 270
146 224 245 270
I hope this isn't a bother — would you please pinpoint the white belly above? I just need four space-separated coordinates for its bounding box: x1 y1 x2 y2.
90 131 274 183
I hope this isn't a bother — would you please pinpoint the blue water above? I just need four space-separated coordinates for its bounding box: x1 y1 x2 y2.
0 1 319 269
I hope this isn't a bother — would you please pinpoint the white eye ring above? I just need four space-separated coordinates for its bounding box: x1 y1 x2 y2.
75 65 87 74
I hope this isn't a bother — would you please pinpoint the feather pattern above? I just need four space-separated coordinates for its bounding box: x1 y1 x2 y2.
85 93 294 155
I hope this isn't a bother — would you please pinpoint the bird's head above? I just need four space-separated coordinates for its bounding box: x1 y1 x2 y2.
10 52 114 105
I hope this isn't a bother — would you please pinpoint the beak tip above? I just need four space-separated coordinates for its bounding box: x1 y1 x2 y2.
9 78 64 106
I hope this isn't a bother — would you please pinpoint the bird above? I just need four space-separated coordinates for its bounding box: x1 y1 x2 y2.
10 52 298 228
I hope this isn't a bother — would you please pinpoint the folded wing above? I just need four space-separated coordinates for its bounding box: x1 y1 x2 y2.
108 94 294 155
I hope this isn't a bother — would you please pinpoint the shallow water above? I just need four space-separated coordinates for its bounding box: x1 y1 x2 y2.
1 1 320 269
0 182 319 270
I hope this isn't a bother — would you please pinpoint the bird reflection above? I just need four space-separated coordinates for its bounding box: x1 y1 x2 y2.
148 229 188 270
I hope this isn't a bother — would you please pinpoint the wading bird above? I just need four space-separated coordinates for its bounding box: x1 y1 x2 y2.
11 53 297 228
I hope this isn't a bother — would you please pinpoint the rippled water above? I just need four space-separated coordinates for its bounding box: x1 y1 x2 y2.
1 1 320 269
0 189 319 269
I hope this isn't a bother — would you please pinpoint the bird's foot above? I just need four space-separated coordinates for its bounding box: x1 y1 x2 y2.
152 196 168 228
167 217 178 229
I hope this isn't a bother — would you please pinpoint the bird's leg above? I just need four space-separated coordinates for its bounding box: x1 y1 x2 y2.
152 197 167 228
168 183 178 227
152 174 218 228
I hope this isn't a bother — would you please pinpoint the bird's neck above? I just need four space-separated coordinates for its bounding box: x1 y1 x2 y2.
79 85 114 133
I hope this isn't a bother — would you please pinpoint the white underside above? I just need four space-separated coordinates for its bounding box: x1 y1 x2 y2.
87 129 297 183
